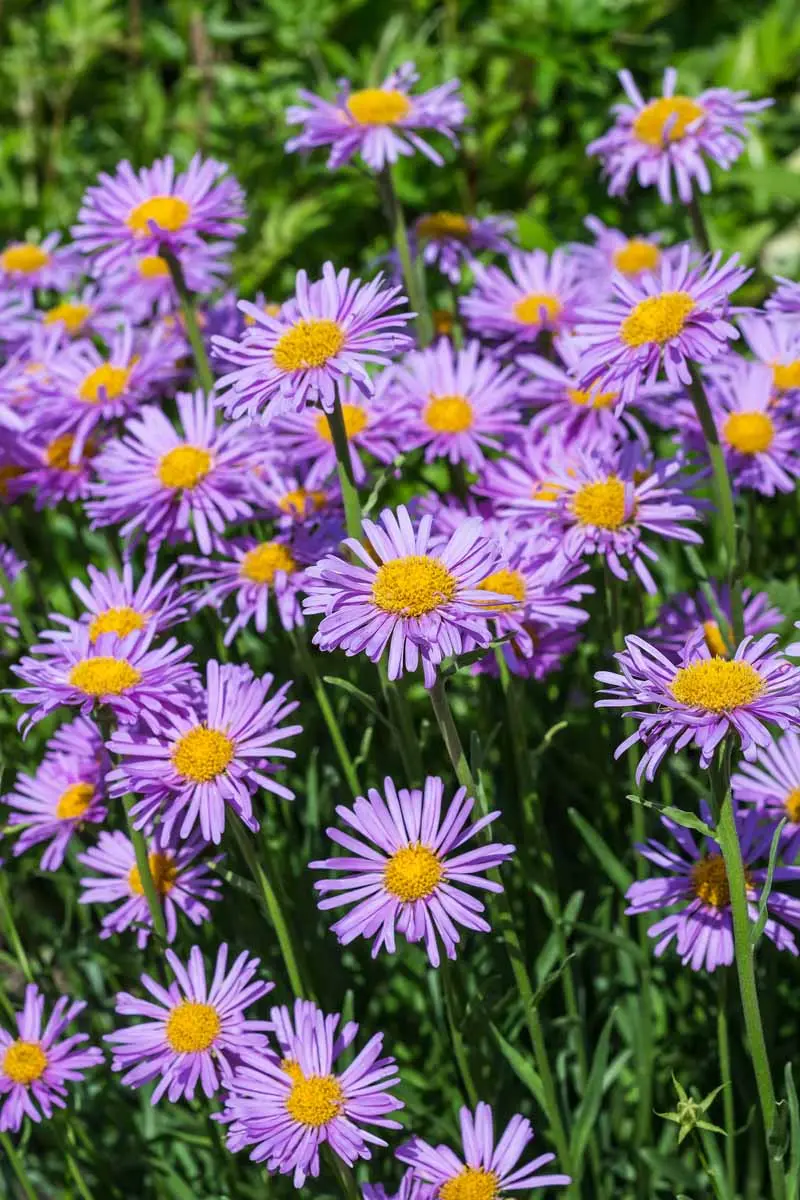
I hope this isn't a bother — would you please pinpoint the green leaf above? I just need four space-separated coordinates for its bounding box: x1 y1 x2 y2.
752 818 787 947
569 1008 617 1176
784 1062 800 1194
568 808 633 894
488 1021 546 1110
322 676 394 731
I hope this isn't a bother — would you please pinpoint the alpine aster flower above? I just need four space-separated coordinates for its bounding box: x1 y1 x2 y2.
461 250 586 349
413 211 516 283
15 429 101 509
363 1169 435 1200
106 944 272 1103
3 750 107 870
397 1101 571 1195
705 363 800 495
569 216 671 295
213 263 413 423
285 62 466 170
251 461 337 527
65 561 189 644
39 284 122 341
311 775 514 966
626 809 800 971
0 291 32 350
596 630 800 781
475 426 602 525
737 313 800 400
0 233 81 294
648 583 782 660
107 245 232 319
733 732 800 857
587 68 772 204
766 277 800 317
0 985 103 1132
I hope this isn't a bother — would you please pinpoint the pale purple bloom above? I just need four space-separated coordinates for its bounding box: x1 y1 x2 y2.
106 943 272 1103
596 630 800 782
286 62 466 171
38 283 124 341
737 313 800 401
0 291 33 350
250 460 339 527
0 324 64 427
363 1169 435 1200
648 583 782 660
474 425 605 525
626 809 800 971
0 984 103 1132
568 216 674 296
414 211 516 283
461 250 587 349
733 732 800 858
213 263 413 423
106 244 232 319
46 714 106 762
477 625 584 682
311 775 514 966
15 426 102 509
587 68 771 204
3 751 107 870
766 277 800 317
62 560 189 644
704 363 800 495
0 233 81 294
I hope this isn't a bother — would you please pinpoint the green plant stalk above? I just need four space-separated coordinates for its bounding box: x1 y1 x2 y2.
710 747 786 1200
687 189 712 256
160 245 215 394
325 396 363 541
717 970 737 1194
121 794 167 940
379 167 434 347
0 1132 38 1200
325 1146 360 1200
0 873 34 982
440 958 479 1107
428 676 572 1178
293 628 362 796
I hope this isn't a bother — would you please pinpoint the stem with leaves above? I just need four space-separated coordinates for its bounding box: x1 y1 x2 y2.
717 970 737 1194
0 1133 39 1200
378 166 433 347
292 628 362 796
159 244 215 394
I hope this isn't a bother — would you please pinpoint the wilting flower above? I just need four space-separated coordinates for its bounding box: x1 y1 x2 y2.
109 661 301 844
311 775 514 966
413 211 516 283
737 313 800 400
285 62 466 171
626 808 800 971
78 828 222 947
65 560 189 644
569 216 672 296
0 984 103 1132
461 250 586 349
213 263 413 423
733 732 800 857
398 1101 571 1195
647 583 782 659
106 944 272 1103
587 67 771 204
0 233 81 294
3 750 107 870
221 1002 403 1185
596 630 800 781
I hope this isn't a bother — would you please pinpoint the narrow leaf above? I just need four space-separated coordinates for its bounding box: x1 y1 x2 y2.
568 808 633 893
752 818 787 947
488 1021 545 1110
570 1008 617 1173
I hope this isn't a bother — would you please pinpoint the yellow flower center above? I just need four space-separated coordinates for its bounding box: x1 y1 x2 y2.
69 656 142 696
433 308 455 337
571 476 626 529
281 1057 304 1081
477 567 526 612
2 1040 48 1084
785 788 800 824
416 212 472 241
78 363 131 404
273 319 346 372
1 244 50 274
44 302 93 334
89 606 148 643
157 445 213 490
773 361 800 392
612 239 661 276
702 620 730 659
372 555 458 617
128 850 179 897
314 403 368 444
286 1072 345 1127
55 781 94 820
138 254 170 279
45 434 82 471
439 1167 500 1200
346 88 412 125
165 1001 221 1053
384 843 444 901
424 393 474 433
620 291 695 347
512 292 562 326
127 196 191 236
632 96 705 146
669 658 764 712
723 411 774 455
240 541 296 584
691 855 731 908
172 726 235 783
567 387 618 410
278 487 326 516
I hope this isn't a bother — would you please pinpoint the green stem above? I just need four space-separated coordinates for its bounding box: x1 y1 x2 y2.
440 958 479 1107
0 1133 38 1200
0 873 33 982
379 167 433 347
687 189 712 256
293 628 362 796
717 970 737 1195
160 245 214 394
325 396 362 541
122 795 167 941
325 1146 360 1200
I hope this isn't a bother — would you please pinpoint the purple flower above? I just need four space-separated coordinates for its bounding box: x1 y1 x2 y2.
251 461 338 527
109 661 301 844
285 62 466 171
475 426 604 525
303 504 507 687
413 211 516 284
15 428 101 510
39 284 123 341
106 943 272 1103
213 263 413 423
647 583 782 660
0 984 103 1132
0 291 33 351
106 245 232 319
363 1168 435 1200
3 751 107 870
569 216 674 296
461 250 586 350
87 390 255 554
0 233 81 294
479 625 584 682
73 153 244 273
221 1002 403 1185
576 246 750 405
397 1101 571 1195
626 809 800 971
733 732 800 857
766 277 800 317
587 68 771 204
63 560 189 644
78 827 222 948
737 313 800 400
310 775 514 966
595 630 800 782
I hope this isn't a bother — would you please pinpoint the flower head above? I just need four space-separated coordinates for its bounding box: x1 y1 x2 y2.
733 732 800 858
461 250 586 349
569 216 673 296
3 750 107 870
766 277 800 317
474 425 603 525
648 583 782 660
15 427 101 509
414 212 516 284
107 244 232 319
38 284 123 341
0 233 81 294
736 313 800 401
701 363 800 495
65 560 189 645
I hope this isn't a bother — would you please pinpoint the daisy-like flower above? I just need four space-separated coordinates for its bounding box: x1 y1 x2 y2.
595 629 800 781
766 277 800 317
475 426 602 525
78 828 222 948
87 390 255 554
733 733 800 857
303 504 507 687
0 324 63 424
3 751 107 870
391 339 522 472
62 560 188 645
221 1002 403 1185
39 284 123 341
648 583 782 660
626 808 800 971
73 153 244 273
461 250 586 349
737 313 800 401
0 233 81 294
587 68 772 204
285 62 466 171
15 428 101 509
47 714 106 762
109 660 301 844
479 624 584 682
106 944 271 1103
213 263 413 423
707 363 800 495
413 211 516 284
0 291 33 350
10 625 195 736
0 984 103 1133
251 460 338 527
398 1101 571 1196
311 775 514 966
106 245 231 319
569 216 672 295
364 1169 435 1200
577 246 750 405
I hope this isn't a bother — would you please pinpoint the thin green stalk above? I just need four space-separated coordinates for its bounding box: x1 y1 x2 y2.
379 167 433 347
0 1132 38 1200
710 747 786 1200
325 1146 360 1200
379 666 424 782
0 506 47 620
159 245 214 394
440 959 479 1107
0 873 34 982
325 396 362 540
717 970 737 1195
63 1130 96 1200
122 794 167 941
293 628 362 795
688 189 712 256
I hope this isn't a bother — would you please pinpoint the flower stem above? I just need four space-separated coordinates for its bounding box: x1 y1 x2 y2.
378 167 433 347
292 628 362 796
121 794 167 941
159 244 215 395
0 1133 38 1200
717 969 737 1194
440 957 479 1107
687 189 712 256
325 396 362 541
0 873 33 982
